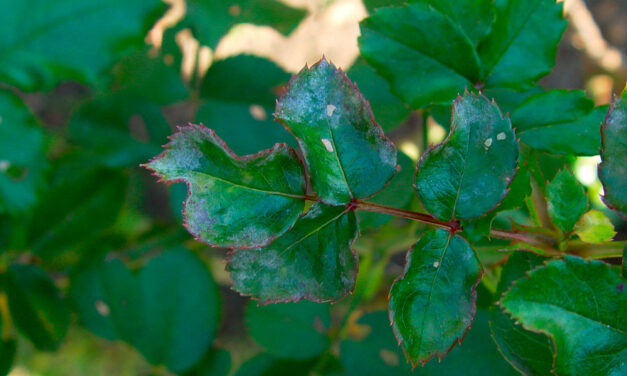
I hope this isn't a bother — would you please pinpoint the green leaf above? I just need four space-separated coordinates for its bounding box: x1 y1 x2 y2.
227 202 358 303
599 87 627 216
478 0 567 89
573 209 616 243
490 252 554 376
546 169 587 232
145 124 306 248
6 264 70 351
185 0 306 48
389 229 482 365
275 58 397 205
0 339 15 376
245 301 330 359
184 348 231 376
500 256 627 376
197 55 295 155
512 90 607 155
0 0 162 90
71 248 221 373
415 92 518 221
0 89 47 214
233 354 319 376
346 57 410 132
415 0 495 45
358 2 481 108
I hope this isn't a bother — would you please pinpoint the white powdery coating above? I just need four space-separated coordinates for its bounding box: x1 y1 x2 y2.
497 132 507 140
484 138 493 149
321 138 334 153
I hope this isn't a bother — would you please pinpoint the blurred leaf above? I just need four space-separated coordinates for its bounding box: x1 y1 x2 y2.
245 301 331 359
346 58 410 132
415 93 518 221
275 58 397 205
0 0 163 90
0 89 47 215
500 256 627 376
599 86 627 217
512 90 607 155
71 248 221 373
490 252 554 376
6 264 70 351
0 339 15 376
145 124 305 248
389 229 482 366
227 203 358 303
359 2 480 109
183 348 231 376
233 353 318 376
546 169 587 232
478 0 566 89
573 210 616 243
185 0 306 48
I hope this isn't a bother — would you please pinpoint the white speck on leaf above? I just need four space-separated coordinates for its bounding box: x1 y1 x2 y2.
95 300 110 316
326 104 336 117
321 138 334 152
497 132 506 140
433 261 439 268
484 138 493 149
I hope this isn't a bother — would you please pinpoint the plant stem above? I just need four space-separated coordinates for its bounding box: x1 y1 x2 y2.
354 200 459 230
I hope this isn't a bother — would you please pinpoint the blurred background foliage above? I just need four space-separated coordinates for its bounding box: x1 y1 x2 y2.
0 0 625 375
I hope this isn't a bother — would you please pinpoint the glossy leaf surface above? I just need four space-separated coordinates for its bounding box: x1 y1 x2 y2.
546 169 587 232
389 229 482 365
512 90 607 155
145 124 305 248
599 87 627 216
416 0 494 45
275 58 397 205
501 256 627 376
227 203 358 303
415 93 518 221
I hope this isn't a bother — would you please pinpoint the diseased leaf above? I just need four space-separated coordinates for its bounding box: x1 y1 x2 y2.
185 0 306 48
546 169 587 232
245 301 330 359
478 0 567 89
573 210 616 243
0 0 162 90
490 252 554 376
0 89 47 214
500 256 627 376
71 249 221 373
275 58 397 205
389 229 482 365
227 203 358 303
415 92 518 221
512 90 607 155
145 124 306 248
6 264 70 351
599 87 627 216
359 2 481 109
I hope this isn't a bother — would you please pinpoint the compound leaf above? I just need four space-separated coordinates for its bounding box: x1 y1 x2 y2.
546 169 587 232
145 124 306 248
227 202 358 303
415 92 518 221
389 229 482 366
599 87 627 216
500 256 627 376
275 58 397 205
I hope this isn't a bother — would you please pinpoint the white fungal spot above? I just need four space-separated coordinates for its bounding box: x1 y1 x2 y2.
326 104 336 116
0 160 9 172
497 132 506 140
484 138 493 149
433 261 440 268
95 300 110 316
321 138 334 152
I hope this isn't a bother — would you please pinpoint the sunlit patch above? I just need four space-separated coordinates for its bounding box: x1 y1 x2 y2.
427 117 446 145
575 156 601 186
399 141 419 161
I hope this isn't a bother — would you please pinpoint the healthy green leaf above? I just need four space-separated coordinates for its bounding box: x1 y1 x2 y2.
0 0 162 90
546 169 587 232
599 87 627 216
185 0 306 48
6 264 70 351
389 229 482 365
512 90 607 155
245 301 330 359
71 249 221 373
184 348 231 376
415 92 518 221
500 256 627 376
415 0 495 45
275 58 397 205
233 353 319 376
145 124 306 248
490 252 554 376
227 202 358 303
478 0 567 89
0 89 47 214
573 209 616 243
358 2 481 108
